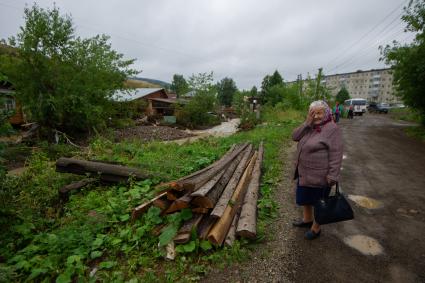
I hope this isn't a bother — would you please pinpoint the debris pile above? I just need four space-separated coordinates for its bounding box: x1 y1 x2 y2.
132 142 264 246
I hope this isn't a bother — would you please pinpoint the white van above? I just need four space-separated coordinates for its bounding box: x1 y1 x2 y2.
344 98 367 116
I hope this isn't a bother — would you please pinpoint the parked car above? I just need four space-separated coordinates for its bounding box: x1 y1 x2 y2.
367 103 389 114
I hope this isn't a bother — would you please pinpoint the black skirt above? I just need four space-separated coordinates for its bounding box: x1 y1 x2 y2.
296 181 331 206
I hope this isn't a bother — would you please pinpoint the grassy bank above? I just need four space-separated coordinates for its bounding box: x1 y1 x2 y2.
0 109 303 282
389 108 425 142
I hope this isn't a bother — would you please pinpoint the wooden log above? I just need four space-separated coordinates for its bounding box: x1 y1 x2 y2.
192 207 209 214
163 193 192 214
210 145 253 218
166 190 179 201
236 142 264 239
207 152 258 246
197 215 217 240
131 192 168 220
225 207 241 247
174 214 203 244
56 157 149 183
153 198 171 210
58 178 97 201
175 143 249 191
190 168 226 198
191 147 248 208
154 144 237 191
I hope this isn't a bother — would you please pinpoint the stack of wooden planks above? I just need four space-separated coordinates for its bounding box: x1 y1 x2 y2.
131 142 264 246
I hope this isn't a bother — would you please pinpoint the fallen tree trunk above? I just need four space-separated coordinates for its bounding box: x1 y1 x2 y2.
59 178 97 201
131 192 168 220
236 142 264 239
56 158 149 183
208 151 257 245
210 145 253 218
191 148 247 208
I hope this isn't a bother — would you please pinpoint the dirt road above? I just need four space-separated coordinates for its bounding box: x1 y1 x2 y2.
202 114 425 282
293 114 425 283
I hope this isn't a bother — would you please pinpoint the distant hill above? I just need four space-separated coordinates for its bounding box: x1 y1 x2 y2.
124 79 160 88
131 77 171 89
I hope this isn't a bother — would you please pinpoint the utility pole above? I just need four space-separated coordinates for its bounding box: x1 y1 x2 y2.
314 68 323 100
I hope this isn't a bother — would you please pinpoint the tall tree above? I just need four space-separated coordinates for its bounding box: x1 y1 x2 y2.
261 70 284 105
250 86 258 97
381 0 425 124
216 77 237 107
188 71 215 93
0 4 137 134
269 70 284 87
336 87 350 103
170 74 189 98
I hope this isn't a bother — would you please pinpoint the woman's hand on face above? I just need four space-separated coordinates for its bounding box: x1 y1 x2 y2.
306 109 314 126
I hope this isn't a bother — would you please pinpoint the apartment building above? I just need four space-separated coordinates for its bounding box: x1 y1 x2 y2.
321 68 401 104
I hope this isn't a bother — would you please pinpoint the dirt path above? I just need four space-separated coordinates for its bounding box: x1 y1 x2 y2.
201 141 300 283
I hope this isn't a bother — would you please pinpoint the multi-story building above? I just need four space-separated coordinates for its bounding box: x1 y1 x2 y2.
321 68 401 104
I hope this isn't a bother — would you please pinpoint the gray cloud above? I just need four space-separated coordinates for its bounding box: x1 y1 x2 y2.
0 0 413 89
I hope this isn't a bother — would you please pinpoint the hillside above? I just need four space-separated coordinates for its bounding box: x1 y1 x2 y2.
132 77 171 89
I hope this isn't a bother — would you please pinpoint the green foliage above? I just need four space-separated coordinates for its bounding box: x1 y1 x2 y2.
260 70 284 105
381 0 425 125
0 105 304 281
336 87 350 103
175 72 219 128
170 74 189 98
0 4 137 134
216 77 238 107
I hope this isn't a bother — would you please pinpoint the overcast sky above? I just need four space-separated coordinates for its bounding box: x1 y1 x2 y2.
0 0 415 89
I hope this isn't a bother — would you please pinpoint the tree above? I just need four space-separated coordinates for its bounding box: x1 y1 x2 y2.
188 71 215 93
381 0 425 124
336 87 350 103
176 72 219 128
260 70 285 105
170 74 189 98
216 77 237 107
250 86 257 97
0 4 137 134
269 70 284 87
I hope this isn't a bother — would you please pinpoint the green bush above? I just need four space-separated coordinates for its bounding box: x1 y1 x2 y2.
175 92 219 128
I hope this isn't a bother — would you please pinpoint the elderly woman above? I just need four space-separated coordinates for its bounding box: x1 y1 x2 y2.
292 100 343 240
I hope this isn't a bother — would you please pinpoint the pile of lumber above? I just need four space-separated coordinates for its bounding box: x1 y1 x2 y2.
132 142 264 246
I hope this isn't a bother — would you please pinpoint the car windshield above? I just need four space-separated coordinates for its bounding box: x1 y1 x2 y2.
352 100 366 105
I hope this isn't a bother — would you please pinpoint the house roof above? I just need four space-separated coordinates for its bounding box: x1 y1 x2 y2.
148 97 189 105
112 88 164 102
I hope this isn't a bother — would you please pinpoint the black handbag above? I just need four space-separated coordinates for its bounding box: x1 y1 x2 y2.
314 183 354 225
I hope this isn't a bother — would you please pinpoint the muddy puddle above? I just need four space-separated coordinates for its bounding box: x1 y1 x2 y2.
348 195 383 209
343 235 384 256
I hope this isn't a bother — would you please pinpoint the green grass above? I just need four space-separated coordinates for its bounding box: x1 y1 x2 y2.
389 108 422 123
0 108 303 282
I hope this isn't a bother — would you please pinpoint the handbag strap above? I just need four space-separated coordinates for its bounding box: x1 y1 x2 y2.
321 182 340 199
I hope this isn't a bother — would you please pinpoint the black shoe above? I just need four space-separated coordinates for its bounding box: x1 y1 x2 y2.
292 220 313 228
304 229 321 240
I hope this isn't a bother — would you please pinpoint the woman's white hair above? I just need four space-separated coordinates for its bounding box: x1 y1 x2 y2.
309 100 328 110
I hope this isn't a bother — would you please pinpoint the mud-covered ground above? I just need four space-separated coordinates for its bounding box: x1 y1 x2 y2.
115 126 194 142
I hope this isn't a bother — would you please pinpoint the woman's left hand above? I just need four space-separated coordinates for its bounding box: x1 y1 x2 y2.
327 177 337 186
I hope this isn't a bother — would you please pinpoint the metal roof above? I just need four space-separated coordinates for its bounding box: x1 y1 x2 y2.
112 88 164 102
